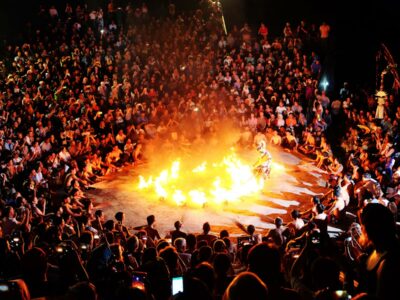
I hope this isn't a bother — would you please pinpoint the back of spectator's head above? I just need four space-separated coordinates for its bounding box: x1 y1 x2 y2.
312 196 321 204
174 237 186 251
247 243 280 285
198 245 213 263
291 209 300 219
223 237 232 250
274 217 283 227
213 239 226 253
192 262 215 293
159 246 179 270
115 211 124 222
177 276 212 300
156 239 170 254
186 234 197 250
21 247 47 282
104 220 115 231
247 224 255 235
213 253 232 276
197 240 208 249
126 235 139 253
66 281 97 300
94 209 103 218
220 229 229 239
361 203 397 250
223 272 268 300
202 222 211 234
147 215 155 226
316 203 325 214
142 247 157 264
174 220 182 230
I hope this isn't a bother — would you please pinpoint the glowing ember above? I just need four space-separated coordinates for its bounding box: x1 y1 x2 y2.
137 149 271 207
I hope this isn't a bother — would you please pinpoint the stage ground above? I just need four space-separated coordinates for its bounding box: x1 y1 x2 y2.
87 148 331 237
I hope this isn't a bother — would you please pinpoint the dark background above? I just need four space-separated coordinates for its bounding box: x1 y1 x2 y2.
0 0 399 93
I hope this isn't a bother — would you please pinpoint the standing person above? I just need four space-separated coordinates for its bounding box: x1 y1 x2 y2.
319 21 330 53
258 23 268 41
196 222 217 246
171 220 187 244
145 215 161 242
253 140 272 179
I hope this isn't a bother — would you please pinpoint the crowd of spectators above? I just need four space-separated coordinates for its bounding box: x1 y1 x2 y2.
0 1 400 299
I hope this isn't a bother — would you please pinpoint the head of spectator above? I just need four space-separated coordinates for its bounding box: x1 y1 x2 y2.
247 224 255 236
202 222 211 235
213 253 232 277
220 229 229 239
191 262 215 294
222 272 268 300
147 215 156 228
198 245 213 263
126 235 139 253
66 281 97 300
174 220 183 231
159 246 179 276
115 211 125 224
156 239 170 254
174 237 187 253
274 217 283 228
361 203 397 251
247 242 281 286
213 239 227 253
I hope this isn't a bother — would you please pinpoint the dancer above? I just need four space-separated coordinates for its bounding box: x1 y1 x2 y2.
253 141 272 180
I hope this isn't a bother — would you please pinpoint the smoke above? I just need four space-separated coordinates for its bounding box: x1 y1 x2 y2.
142 114 247 175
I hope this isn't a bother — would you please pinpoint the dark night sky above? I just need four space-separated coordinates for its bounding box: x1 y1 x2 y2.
0 0 399 92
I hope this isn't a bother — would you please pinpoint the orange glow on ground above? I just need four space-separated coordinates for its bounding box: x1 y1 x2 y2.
137 148 285 207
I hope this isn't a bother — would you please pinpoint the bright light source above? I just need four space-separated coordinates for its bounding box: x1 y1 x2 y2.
320 77 329 91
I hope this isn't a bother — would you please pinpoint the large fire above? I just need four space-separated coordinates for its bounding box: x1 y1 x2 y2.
137 148 275 207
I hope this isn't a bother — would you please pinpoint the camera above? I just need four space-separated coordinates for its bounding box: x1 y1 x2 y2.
237 236 255 248
334 290 352 299
9 232 22 252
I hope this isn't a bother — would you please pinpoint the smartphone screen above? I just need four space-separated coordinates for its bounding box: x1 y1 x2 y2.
131 271 147 290
172 276 183 295
132 274 145 291
0 284 10 292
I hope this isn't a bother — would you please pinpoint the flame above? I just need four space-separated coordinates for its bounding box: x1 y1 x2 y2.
137 149 271 207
